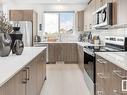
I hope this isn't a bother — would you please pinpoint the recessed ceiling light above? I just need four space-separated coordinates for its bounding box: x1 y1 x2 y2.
57 0 61 2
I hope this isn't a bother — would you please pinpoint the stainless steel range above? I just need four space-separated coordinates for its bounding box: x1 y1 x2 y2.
83 36 127 95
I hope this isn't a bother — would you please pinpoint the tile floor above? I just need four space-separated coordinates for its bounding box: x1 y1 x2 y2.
40 64 91 95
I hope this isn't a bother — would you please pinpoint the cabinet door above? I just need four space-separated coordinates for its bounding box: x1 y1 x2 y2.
96 56 105 95
0 84 6 95
54 43 63 61
77 11 84 31
42 49 46 82
36 50 46 95
6 70 26 95
95 0 110 9
63 43 77 63
78 45 84 73
117 0 127 25
103 60 112 95
96 56 112 95
48 44 55 63
95 0 102 9
84 0 95 31
23 10 33 21
26 60 37 95
63 43 68 63
9 10 24 21
36 53 43 95
88 0 96 29
70 44 78 63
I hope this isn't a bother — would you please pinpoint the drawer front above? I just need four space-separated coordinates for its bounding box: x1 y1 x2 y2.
96 55 113 95
111 63 127 95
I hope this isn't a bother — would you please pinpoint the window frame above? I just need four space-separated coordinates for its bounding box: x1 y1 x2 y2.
44 11 75 34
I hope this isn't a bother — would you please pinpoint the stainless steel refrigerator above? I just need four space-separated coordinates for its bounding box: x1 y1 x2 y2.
10 21 32 47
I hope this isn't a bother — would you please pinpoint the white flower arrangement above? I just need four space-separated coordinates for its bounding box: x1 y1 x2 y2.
0 11 13 33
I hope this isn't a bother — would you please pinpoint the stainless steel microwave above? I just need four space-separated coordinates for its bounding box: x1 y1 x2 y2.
93 3 112 28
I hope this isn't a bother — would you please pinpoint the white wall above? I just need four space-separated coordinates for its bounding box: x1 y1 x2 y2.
3 2 86 32
0 0 3 11
0 4 2 11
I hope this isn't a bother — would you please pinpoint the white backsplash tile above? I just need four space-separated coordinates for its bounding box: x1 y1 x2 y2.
91 28 127 44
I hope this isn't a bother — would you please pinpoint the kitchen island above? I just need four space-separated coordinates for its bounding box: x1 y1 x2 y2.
0 47 46 95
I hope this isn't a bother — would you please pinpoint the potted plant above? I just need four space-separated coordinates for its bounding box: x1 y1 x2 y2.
0 11 13 57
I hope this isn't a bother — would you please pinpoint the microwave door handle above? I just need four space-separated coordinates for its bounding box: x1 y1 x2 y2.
102 9 107 22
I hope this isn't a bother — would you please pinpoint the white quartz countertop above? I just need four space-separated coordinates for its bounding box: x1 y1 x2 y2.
77 42 104 47
95 52 127 71
0 47 46 87
36 42 77 44
36 42 104 47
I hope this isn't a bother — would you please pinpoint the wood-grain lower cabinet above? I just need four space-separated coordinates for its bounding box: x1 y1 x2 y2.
64 43 77 63
0 83 7 95
36 50 46 95
96 56 113 95
96 55 127 95
48 43 78 64
77 45 84 73
54 43 63 61
5 70 26 95
48 43 55 63
0 50 46 95
111 64 127 95
26 60 37 95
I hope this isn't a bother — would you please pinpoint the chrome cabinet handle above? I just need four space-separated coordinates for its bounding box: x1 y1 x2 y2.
22 69 27 84
122 80 127 92
97 59 103 63
113 70 127 79
97 91 104 95
97 73 108 79
113 90 121 95
97 58 107 64
25 67 30 80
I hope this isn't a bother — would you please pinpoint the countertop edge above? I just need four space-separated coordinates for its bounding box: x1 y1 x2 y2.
95 52 127 71
0 47 47 87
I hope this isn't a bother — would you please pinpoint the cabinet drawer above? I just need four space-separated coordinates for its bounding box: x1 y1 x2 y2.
96 56 110 76
111 64 127 95
96 55 113 95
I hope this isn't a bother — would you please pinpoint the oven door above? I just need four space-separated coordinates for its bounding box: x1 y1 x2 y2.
84 48 95 83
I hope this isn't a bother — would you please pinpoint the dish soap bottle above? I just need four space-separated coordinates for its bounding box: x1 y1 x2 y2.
88 32 92 43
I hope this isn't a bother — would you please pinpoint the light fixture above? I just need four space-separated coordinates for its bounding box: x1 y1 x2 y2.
57 0 60 1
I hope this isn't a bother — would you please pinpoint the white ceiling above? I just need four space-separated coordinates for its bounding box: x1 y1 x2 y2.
12 0 89 5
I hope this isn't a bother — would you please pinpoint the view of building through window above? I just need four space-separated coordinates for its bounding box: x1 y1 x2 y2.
44 12 74 35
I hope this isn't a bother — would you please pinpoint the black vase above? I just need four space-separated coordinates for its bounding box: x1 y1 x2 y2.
0 33 12 57
12 40 24 55
9 33 23 54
